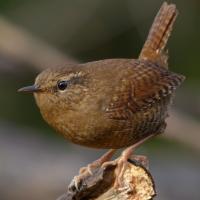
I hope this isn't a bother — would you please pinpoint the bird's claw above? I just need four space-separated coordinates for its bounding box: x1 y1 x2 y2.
79 162 100 175
113 157 129 189
69 161 101 192
68 174 87 192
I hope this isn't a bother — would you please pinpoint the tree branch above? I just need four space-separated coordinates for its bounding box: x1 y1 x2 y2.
57 155 156 200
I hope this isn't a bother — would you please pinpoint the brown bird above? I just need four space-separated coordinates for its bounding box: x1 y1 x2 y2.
19 2 184 187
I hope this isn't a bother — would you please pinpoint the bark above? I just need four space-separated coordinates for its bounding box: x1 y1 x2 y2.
57 155 156 200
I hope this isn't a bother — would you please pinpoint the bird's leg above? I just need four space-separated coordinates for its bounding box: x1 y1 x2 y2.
113 134 155 188
79 149 117 175
71 149 117 191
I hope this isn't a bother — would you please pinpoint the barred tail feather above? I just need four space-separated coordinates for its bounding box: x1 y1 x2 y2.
139 2 178 68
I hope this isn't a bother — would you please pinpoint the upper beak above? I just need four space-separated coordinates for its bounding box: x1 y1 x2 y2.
18 85 41 93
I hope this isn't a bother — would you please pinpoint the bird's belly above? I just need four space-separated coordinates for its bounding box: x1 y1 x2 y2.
48 99 170 149
60 119 165 149
59 118 166 149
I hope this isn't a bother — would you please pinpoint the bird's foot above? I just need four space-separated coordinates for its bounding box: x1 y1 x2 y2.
112 134 155 189
70 149 116 191
78 161 99 175
70 135 153 192
69 174 85 192
79 149 116 175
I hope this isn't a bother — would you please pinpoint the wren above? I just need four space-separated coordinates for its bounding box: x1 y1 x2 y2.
19 2 184 187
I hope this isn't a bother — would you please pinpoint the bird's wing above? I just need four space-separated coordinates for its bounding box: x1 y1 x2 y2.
105 63 184 120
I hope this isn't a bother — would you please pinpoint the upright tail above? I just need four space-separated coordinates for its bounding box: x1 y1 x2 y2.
139 2 178 68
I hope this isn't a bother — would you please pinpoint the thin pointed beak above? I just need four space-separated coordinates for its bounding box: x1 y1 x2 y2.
18 85 41 93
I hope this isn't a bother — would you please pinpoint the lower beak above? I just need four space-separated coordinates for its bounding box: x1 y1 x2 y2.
18 85 41 93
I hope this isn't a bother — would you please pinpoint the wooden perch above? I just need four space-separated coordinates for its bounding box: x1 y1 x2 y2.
57 155 156 200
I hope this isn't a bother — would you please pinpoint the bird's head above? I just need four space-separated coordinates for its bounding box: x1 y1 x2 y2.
18 66 89 117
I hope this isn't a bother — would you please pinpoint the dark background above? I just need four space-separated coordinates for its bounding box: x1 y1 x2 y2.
0 0 199 199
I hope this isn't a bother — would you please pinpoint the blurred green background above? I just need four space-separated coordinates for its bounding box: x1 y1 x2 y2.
0 0 199 199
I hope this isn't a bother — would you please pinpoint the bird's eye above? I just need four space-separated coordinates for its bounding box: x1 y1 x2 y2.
57 80 68 91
